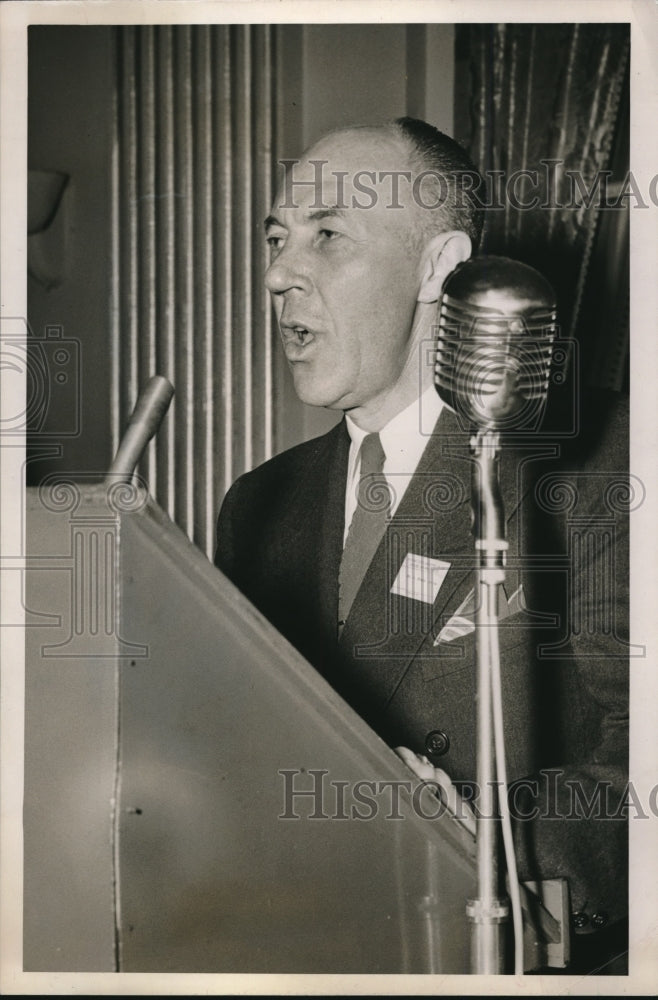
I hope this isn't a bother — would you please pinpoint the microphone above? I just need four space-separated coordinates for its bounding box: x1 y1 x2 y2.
434 256 557 432
107 375 175 484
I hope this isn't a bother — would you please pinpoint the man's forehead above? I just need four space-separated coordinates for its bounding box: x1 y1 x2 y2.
304 126 409 172
271 126 418 215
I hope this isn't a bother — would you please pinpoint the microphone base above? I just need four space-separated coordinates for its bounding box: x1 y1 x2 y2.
467 896 510 975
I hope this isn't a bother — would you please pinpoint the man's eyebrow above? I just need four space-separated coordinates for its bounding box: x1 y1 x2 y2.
264 214 285 232
306 208 349 222
264 207 349 231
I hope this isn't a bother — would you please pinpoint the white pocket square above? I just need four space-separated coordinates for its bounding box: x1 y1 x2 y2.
434 585 524 644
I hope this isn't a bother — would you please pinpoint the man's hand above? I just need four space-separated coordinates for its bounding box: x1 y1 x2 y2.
394 746 476 836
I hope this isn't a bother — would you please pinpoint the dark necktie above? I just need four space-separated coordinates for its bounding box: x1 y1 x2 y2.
338 432 392 633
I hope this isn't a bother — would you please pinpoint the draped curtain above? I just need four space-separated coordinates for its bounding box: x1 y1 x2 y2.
112 25 285 557
454 24 630 389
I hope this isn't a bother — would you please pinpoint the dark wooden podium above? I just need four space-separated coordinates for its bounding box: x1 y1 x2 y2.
24 483 477 973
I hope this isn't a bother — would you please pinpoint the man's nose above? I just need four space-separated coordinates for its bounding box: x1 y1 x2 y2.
265 246 312 296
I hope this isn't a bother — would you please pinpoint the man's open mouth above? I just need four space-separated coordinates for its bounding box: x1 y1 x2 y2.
292 327 311 345
281 323 317 351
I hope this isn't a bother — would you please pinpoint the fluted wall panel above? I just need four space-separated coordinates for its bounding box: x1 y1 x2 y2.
112 25 277 557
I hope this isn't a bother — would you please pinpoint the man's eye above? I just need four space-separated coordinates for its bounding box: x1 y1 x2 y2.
317 228 341 242
266 235 285 251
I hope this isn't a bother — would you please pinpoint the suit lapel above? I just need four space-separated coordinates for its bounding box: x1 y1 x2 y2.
337 408 476 710
316 420 350 645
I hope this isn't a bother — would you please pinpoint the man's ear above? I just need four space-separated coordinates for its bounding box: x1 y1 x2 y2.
417 231 472 304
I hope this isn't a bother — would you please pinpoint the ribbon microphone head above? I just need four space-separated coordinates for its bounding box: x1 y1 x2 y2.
435 256 557 432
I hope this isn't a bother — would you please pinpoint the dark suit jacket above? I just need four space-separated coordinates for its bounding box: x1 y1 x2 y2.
215 389 629 961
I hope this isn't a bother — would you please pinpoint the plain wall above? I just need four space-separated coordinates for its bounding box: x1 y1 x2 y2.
27 26 115 485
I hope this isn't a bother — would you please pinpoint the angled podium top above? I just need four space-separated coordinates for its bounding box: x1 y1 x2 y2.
24 485 475 973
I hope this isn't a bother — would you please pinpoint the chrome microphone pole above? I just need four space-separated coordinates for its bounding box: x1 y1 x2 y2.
466 427 509 973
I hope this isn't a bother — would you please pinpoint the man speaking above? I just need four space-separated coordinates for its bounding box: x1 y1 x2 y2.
215 118 629 974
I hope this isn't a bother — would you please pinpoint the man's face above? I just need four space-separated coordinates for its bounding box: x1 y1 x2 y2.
264 129 424 416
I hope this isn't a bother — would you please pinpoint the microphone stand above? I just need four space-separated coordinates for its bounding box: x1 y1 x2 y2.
466 427 510 973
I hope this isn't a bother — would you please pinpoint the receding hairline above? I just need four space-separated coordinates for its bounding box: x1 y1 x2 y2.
303 122 416 167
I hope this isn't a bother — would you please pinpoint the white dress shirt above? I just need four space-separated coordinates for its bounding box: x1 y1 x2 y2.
343 386 443 543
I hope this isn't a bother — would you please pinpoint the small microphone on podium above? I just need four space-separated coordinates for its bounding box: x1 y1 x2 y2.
107 375 174 485
434 256 557 432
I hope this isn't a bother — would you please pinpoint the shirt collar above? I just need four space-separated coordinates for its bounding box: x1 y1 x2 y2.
345 385 443 459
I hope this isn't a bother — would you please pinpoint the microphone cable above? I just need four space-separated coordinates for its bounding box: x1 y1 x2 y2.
489 622 524 975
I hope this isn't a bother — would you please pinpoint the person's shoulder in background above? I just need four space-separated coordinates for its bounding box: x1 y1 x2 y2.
545 385 629 470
